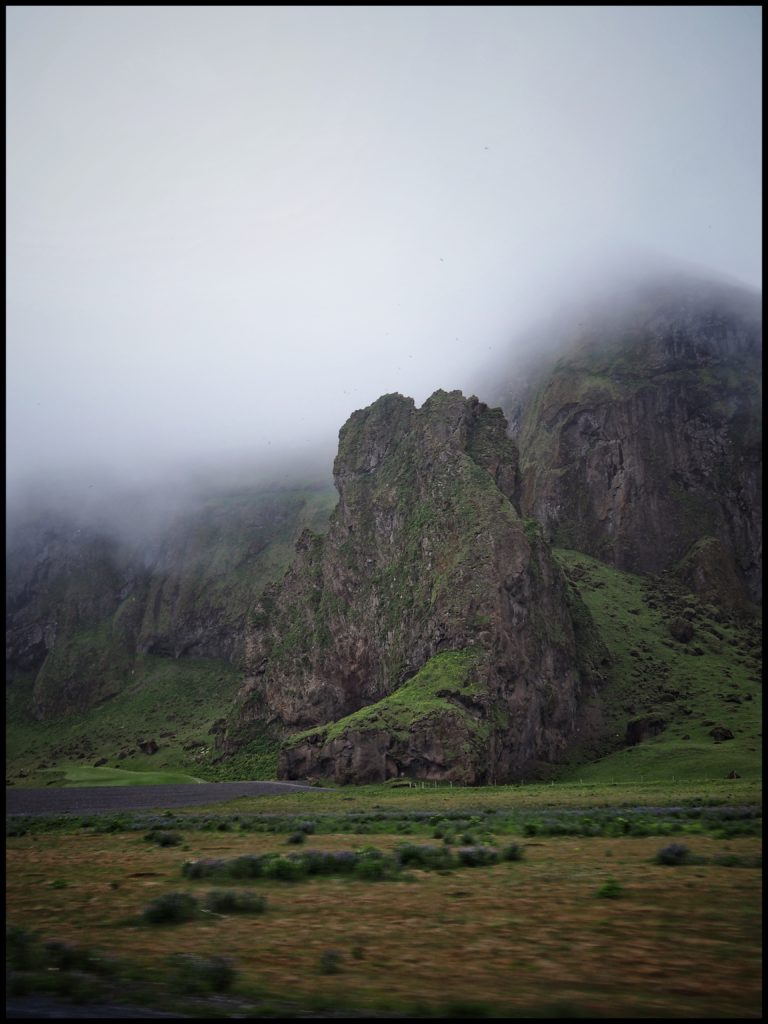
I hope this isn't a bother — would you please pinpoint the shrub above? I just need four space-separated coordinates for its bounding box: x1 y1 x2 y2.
354 856 393 881
287 832 306 845
181 857 227 879
167 953 237 993
142 891 198 924
655 843 691 866
319 949 343 975
204 890 267 915
396 844 454 870
144 830 182 847
262 856 306 882
456 846 499 868
227 854 270 879
596 878 625 899
299 821 316 834
500 843 523 862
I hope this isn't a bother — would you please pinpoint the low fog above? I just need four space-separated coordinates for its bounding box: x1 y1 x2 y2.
7 7 761 521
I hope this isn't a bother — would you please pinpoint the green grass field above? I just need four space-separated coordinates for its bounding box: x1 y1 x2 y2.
55 766 205 787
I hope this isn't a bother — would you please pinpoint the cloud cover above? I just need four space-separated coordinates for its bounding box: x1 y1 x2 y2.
6 6 762 495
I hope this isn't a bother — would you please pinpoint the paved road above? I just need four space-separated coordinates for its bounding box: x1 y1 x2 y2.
6 995 195 1018
6 780 329 817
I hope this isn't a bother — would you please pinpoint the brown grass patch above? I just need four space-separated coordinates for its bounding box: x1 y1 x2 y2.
7 831 762 1017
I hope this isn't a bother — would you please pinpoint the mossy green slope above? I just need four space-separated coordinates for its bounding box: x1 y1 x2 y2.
285 649 485 745
552 549 761 784
6 484 336 785
6 655 282 786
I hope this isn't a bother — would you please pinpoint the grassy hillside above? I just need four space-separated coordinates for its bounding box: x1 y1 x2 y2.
553 548 761 784
6 656 280 787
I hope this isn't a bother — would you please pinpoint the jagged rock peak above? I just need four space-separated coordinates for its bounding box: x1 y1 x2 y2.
334 390 519 507
222 388 593 784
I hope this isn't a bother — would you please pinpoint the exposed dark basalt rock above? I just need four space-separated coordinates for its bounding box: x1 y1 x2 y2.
5 516 147 718
625 716 666 746
222 390 601 783
488 276 762 603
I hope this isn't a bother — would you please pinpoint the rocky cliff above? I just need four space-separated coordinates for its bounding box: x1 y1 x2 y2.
5 485 335 720
222 390 604 783
487 275 762 605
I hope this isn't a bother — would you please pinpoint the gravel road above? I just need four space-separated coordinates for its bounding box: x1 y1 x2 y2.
6 780 329 817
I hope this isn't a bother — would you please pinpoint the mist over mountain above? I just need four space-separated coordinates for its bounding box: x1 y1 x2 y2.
7 7 760 508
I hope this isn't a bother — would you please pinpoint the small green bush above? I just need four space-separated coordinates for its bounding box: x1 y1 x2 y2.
596 878 625 899
354 857 391 881
227 854 270 879
142 891 198 924
319 949 343 975
181 857 226 879
500 843 523 861
262 857 306 882
456 846 499 868
144 830 182 847
287 831 306 845
204 890 267 914
396 843 454 870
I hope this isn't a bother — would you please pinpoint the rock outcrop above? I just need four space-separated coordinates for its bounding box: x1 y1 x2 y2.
223 390 602 783
487 275 762 604
5 485 336 719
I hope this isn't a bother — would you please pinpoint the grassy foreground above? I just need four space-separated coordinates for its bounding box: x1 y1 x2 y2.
7 782 761 1018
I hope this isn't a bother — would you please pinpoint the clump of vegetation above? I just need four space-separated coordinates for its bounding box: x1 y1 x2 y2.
396 843 455 870
319 949 343 975
456 845 500 867
182 857 228 879
167 953 238 994
7 926 121 1001
142 891 199 924
180 842 523 886
655 843 692 866
143 829 183 847
596 878 625 899
500 843 523 861
262 857 306 881
204 890 268 914
287 831 306 844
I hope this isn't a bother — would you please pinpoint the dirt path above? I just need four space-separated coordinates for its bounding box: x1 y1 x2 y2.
6 780 328 817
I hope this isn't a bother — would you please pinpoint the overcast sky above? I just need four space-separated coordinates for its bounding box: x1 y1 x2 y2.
6 6 762 496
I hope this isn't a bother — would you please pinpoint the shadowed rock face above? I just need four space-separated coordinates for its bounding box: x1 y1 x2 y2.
224 390 599 784
5 488 336 719
495 276 762 603
5 516 147 718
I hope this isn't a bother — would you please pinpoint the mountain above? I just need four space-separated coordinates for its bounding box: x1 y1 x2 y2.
218 390 605 784
5 483 336 779
5 272 762 787
483 274 762 606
